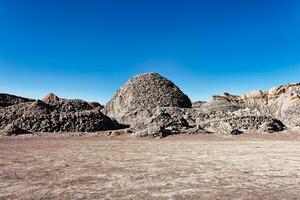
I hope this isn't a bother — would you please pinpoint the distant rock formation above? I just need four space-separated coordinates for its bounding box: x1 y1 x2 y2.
104 72 192 124
42 93 60 104
0 93 34 108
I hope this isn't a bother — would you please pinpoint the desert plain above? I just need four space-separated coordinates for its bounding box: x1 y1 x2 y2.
1 133 300 200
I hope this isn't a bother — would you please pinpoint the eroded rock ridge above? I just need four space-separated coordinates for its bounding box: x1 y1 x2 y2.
1 73 299 137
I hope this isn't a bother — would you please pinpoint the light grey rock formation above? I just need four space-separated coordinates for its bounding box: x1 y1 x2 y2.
102 73 293 137
130 106 285 137
103 72 192 124
209 83 300 129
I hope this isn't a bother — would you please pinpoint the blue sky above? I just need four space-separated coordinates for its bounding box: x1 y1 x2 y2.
0 0 300 103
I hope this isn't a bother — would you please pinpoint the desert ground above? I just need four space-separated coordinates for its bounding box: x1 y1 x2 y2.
0 133 300 200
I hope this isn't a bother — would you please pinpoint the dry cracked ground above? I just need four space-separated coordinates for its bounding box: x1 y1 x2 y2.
0 134 300 200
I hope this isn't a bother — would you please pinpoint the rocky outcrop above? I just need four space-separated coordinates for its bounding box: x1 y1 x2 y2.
42 93 60 104
104 72 192 124
130 106 286 137
102 73 295 137
0 94 121 133
268 84 300 128
42 93 104 111
0 93 34 108
207 83 300 129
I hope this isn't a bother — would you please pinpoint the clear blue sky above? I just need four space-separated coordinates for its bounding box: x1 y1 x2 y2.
1 0 300 103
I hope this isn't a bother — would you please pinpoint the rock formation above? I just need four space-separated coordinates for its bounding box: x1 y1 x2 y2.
42 92 61 104
0 93 34 108
106 73 290 137
103 72 192 124
0 93 121 133
208 83 300 129
131 105 285 137
1 73 299 137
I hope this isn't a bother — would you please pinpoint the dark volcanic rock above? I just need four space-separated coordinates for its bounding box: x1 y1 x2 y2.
0 93 34 108
29 100 54 112
42 93 103 111
104 72 192 124
89 102 104 109
54 99 95 112
0 124 29 136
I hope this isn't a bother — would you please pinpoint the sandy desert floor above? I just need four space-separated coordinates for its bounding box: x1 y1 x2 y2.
0 133 300 200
